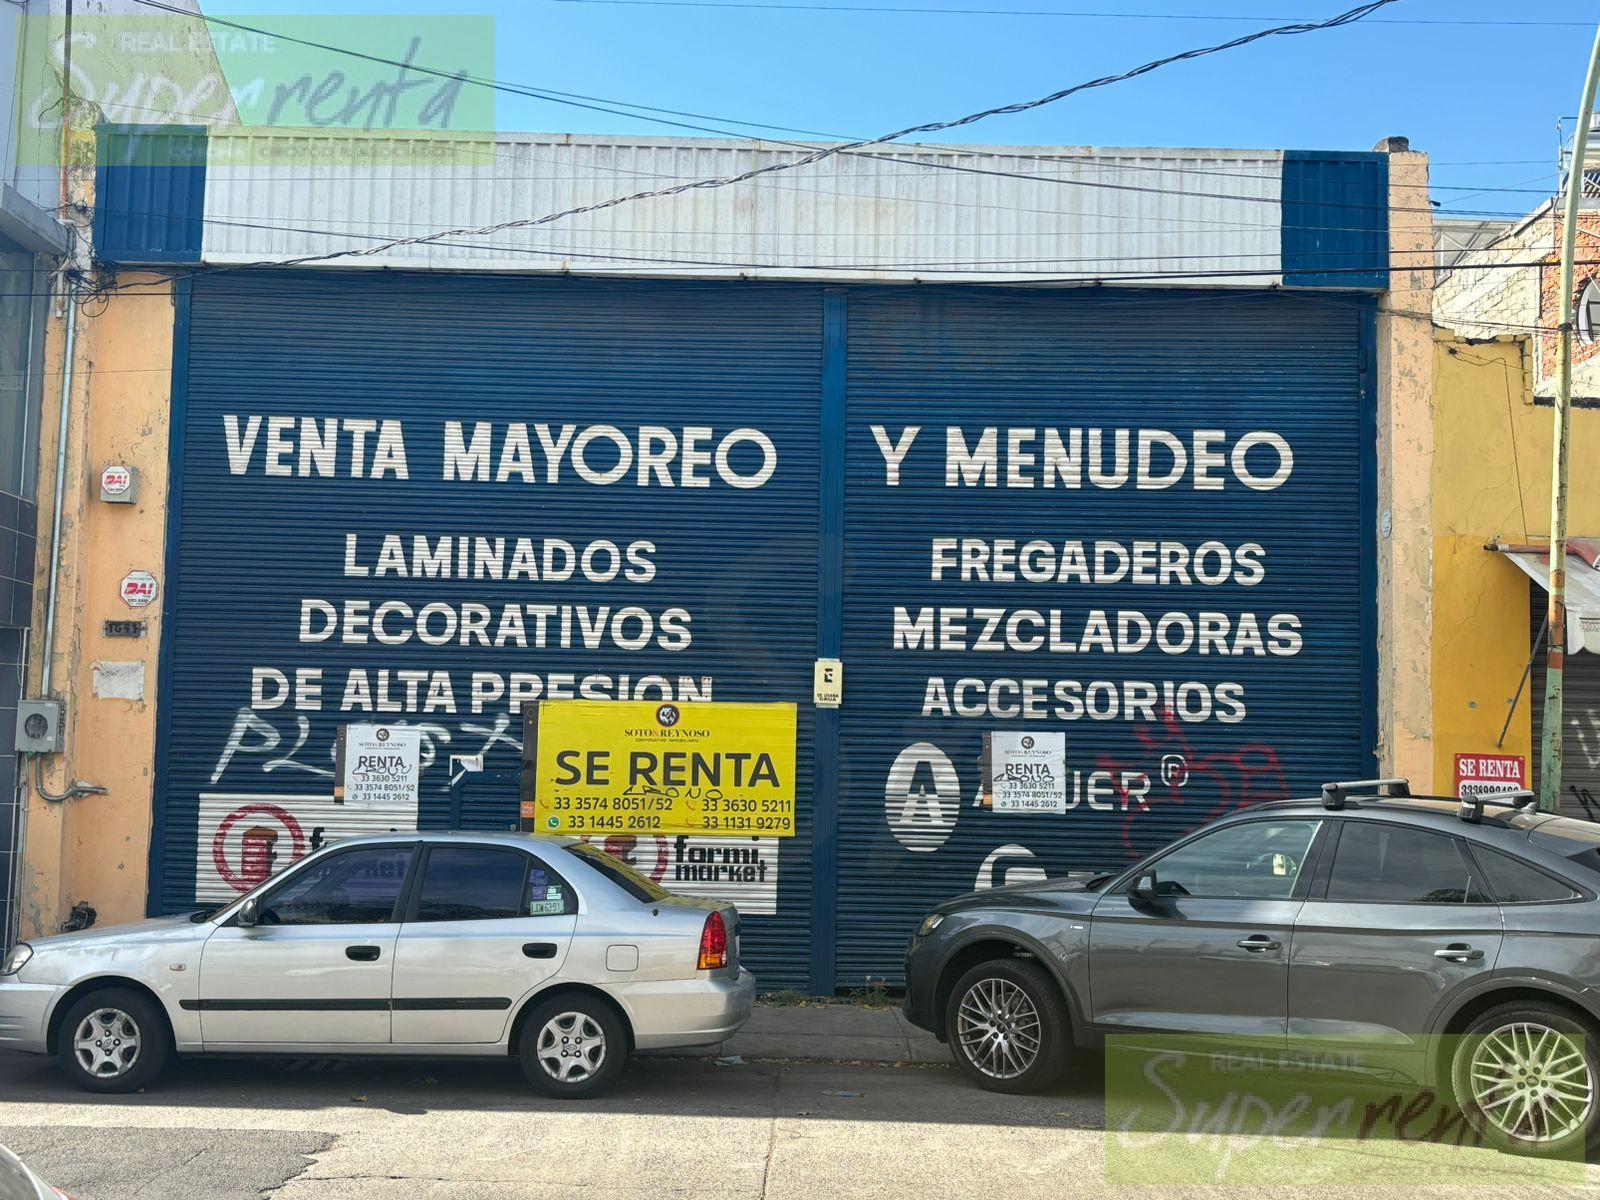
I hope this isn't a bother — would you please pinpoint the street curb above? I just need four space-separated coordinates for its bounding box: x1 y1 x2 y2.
636 1003 952 1067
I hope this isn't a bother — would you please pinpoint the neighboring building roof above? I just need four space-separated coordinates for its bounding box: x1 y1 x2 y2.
1434 216 1516 278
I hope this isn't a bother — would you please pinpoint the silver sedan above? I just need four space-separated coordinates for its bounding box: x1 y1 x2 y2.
0 833 755 1097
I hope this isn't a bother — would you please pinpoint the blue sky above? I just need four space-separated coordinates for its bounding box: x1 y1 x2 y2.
210 0 1598 214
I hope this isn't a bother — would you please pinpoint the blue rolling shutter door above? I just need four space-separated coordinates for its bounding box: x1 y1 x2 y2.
158 272 821 988
834 287 1373 985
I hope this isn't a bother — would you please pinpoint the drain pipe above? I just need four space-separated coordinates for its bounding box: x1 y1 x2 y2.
32 266 104 806
40 272 76 700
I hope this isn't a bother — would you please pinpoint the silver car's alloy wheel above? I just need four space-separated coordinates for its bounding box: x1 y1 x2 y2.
1467 1021 1595 1144
956 977 1042 1080
73 1008 142 1079
536 1012 607 1083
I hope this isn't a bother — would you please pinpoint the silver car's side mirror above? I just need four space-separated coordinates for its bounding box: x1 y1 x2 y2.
237 897 261 928
1127 870 1159 905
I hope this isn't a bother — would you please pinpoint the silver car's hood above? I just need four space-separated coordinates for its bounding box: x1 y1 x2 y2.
27 913 204 951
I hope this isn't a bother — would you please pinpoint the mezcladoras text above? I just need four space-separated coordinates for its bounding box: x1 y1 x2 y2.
227 415 1300 726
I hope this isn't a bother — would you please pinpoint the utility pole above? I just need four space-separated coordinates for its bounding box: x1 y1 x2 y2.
1541 25 1600 812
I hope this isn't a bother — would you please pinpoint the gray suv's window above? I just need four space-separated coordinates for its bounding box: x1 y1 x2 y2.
1143 820 1319 899
262 846 414 925
1326 823 1486 904
1472 846 1581 904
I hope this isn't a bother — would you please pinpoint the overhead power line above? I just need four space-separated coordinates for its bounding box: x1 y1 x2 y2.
127 0 1410 211
78 83 1542 214
124 0 1402 277
545 0 1591 26
72 200 1546 269
126 0 1530 220
75 250 1600 305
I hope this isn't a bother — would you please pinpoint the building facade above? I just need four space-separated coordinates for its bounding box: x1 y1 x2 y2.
1433 184 1600 819
17 125 1430 991
0 0 68 950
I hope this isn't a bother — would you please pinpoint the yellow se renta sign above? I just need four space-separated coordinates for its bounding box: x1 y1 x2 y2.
526 700 798 838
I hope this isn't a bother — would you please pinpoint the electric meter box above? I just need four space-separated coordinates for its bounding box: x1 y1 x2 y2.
16 700 64 754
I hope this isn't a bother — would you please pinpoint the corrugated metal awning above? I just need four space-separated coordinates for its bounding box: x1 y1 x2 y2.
1493 540 1600 653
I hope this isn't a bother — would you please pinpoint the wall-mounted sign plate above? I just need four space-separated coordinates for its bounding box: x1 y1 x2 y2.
119 570 158 609
813 658 843 708
100 464 138 503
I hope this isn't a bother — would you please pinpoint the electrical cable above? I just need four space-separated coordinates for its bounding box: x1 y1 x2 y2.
127 0 1446 218
543 0 1593 26
121 0 1541 224
111 0 1409 279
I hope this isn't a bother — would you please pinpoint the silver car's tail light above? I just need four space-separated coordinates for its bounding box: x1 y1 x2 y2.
698 912 728 971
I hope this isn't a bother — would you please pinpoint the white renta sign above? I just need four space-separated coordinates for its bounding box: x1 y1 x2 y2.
990 731 1068 813
343 723 423 808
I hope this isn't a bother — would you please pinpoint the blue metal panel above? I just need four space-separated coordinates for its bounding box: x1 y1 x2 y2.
153 273 1376 989
154 272 821 987
146 277 192 915
809 289 847 993
1359 300 1380 770
93 124 206 265
834 287 1373 985
1281 151 1388 290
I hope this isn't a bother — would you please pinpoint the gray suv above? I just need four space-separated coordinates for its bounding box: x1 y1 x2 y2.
903 780 1600 1155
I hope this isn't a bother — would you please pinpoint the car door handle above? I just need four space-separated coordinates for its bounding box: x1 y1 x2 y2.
1236 935 1281 952
523 942 558 959
1434 944 1484 963
346 945 381 962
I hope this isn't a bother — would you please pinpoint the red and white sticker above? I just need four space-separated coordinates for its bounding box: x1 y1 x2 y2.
119 570 158 609
1455 753 1526 800
100 464 133 495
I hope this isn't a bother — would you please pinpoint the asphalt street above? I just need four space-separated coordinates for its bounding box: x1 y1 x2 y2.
0 1051 1596 1199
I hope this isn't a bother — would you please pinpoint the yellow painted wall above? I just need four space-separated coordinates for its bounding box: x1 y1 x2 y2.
1428 333 1600 795
21 276 175 936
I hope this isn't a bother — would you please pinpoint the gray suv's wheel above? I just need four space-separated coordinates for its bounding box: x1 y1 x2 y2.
518 993 628 1098
944 958 1069 1093
56 987 171 1094
1450 1001 1600 1157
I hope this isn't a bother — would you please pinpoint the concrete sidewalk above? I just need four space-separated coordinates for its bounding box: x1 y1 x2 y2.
652 1003 952 1066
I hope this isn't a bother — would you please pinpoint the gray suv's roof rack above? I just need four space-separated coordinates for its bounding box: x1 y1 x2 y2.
1458 788 1539 823
1321 778 1410 810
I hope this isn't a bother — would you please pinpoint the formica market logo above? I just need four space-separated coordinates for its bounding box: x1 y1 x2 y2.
656 704 681 728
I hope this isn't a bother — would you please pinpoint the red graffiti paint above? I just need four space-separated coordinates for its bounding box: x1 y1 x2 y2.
1098 710 1290 856
599 835 672 883
213 803 308 893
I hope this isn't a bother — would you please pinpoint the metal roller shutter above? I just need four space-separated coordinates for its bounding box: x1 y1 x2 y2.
153 271 822 988
1530 590 1600 821
834 287 1375 985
